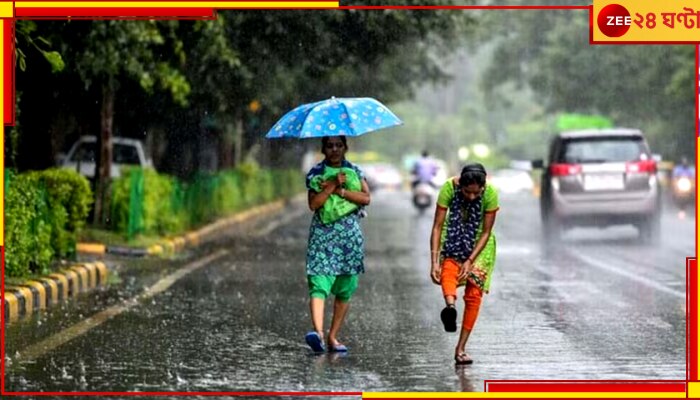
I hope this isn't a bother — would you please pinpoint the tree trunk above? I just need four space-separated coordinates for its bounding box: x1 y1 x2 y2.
233 117 243 167
220 122 234 170
93 80 114 226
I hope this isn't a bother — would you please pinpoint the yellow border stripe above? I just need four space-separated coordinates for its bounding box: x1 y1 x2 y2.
97 262 109 285
24 281 47 309
4 292 18 321
15 286 33 313
62 270 79 296
72 265 89 290
363 392 685 398
76 243 106 254
95 262 108 284
84 262 98 289
16 1 339 8
0 3 12 17
37 278 59 305
48 273 69 299
689 382 700 398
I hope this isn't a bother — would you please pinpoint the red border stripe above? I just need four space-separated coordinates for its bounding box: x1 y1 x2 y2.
3 20 13 125
487 382 686 392
690 258 698 381
16 8 216 17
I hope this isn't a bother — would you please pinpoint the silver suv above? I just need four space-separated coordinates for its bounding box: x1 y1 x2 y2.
533 128 661 242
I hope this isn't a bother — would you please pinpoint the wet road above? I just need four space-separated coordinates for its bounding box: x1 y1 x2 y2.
5 190 691 393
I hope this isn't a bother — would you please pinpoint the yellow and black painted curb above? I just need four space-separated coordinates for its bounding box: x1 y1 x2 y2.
3 262 109 323
77 198 295 258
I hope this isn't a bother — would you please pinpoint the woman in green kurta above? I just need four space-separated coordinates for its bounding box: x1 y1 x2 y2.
304 136 371 353
429 163 499 365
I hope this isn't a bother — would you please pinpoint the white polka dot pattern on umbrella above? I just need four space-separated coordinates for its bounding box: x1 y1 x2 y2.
265 97 403 139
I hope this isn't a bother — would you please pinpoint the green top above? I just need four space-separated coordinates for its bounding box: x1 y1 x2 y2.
436 179 500 293
308 166 362 224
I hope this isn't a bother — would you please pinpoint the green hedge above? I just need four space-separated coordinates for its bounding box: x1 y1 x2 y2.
111 167 188 238
5 169 93 278
109 165 303 239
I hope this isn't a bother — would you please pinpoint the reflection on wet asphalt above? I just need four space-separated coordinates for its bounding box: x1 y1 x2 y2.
5 190 690 393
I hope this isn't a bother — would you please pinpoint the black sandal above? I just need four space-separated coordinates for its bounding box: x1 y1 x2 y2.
440 305 457 332
455 352 473 365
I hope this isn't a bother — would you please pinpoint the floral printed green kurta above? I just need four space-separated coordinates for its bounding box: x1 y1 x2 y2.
305 160 365 276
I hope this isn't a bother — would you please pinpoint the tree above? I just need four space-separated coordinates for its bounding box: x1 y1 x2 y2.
65 21 190 225
479 8 695 160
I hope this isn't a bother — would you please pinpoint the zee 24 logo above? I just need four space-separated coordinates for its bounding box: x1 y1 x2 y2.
597 4 633 37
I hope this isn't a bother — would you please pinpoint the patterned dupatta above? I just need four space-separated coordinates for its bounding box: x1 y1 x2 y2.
440 188 483 263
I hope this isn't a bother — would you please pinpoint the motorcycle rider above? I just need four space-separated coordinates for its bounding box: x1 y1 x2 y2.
412 150 439 188
672 156 695 179
671 156 695 218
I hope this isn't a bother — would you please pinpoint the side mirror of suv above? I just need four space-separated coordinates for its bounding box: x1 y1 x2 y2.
531 159 545 169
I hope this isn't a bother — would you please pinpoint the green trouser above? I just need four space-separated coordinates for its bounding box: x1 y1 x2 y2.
307 274 359 302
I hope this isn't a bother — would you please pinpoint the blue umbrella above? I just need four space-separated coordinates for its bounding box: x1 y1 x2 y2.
265 97 403 139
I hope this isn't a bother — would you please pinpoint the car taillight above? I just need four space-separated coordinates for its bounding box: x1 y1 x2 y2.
550 163 582 176
626 160 656 173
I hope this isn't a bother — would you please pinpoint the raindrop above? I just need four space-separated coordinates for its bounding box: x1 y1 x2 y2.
61 367 72 379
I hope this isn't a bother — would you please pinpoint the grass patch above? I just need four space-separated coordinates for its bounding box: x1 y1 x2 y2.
79 228 164 248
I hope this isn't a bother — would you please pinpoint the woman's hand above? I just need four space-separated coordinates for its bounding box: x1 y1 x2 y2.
458 259 473 281
319 180 338 192
335 172 347 186
430 261 442 285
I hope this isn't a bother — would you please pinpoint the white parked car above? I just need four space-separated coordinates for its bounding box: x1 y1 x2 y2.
60 136 152 179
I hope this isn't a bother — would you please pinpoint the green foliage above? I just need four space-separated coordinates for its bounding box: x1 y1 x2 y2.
5 169 92 279
479 9 694 160
109 166 302 238
111 167 188 239
16 21 65 73
72 21 191 105
29 169 93 258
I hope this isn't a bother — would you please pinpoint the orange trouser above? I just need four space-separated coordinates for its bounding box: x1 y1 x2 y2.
440 258 483 331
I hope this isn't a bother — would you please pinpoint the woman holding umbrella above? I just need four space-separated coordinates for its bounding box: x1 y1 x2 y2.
304 135 371 353
266 97 402 353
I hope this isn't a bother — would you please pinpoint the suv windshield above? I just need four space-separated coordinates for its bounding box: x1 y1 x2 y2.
70 142 141 165
559 136 647 163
